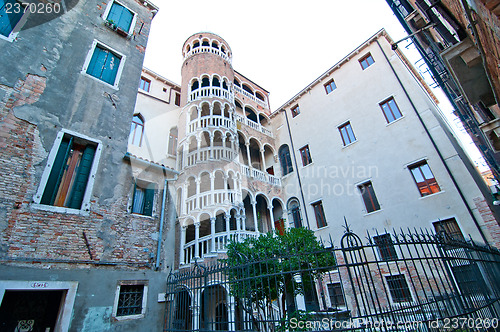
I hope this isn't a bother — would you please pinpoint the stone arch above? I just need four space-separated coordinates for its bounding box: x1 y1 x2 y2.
214 170 225 190
199 171 211 193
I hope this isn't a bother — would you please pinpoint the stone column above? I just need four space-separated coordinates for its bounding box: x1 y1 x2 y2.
210 174 215 205
260 148 266 172
268 206 275 231
194 221 200 259
209 133 214 159
252 200 259 233
210 217 216 253
195 178 201 210
180 224 187 265
245 142 251 168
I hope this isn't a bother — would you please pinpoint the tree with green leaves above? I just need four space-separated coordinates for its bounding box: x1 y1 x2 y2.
223 227 337 331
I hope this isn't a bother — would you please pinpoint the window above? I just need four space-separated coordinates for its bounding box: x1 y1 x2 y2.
132 182 155 216
288 198 302 228
409 161 440 196
327 283 345 308
359 53 375 70
386 274 412 303
324 79 337 94
379 97 403 123
129 114 144 146
358 181 380 213
279 145 293 176
299 145 312 166
113 282 147 320
338 122 356 146
35 131 101 212
83 41 126 88
168 127 178 155
433 218 465 241
0 0 26 40
174 92 181 106
291 105 300 118
104 1 135 34
312 201 327 228
373 234 397 261
139 77 150 92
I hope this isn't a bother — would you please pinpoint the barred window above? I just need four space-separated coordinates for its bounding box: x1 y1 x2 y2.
116 284 145 317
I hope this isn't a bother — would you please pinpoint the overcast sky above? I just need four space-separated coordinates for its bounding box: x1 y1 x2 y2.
142 0 486 170
143 0 409 110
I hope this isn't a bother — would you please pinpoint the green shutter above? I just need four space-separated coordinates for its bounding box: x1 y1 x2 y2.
143 185 155 216
67 144 96 209
40 136 72 205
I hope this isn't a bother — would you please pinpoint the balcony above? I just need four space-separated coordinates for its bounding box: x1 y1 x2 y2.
182 230 258 265
240 165 281 186
188 115 236 133
234 85 268 108
185 147 235 167
234 113 273 137
184 45 232 64
183 189 240 216
189 86 234 104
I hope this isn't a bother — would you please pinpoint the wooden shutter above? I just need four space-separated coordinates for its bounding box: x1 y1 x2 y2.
143 184 155 216
108 2 133 32
40 136 73 205
86 46 107 79
67 144 96 209
101 50 120 85
0 0 23 37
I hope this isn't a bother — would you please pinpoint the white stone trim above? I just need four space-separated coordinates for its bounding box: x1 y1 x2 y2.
102 0 138 36
0 280 78 332
112 281 148 321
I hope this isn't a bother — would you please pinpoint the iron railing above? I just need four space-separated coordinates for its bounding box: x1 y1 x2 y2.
164 227 500 331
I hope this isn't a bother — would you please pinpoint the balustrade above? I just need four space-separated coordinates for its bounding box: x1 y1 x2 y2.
233 85 268 108
184 189 239 215
184 46 231 63
189 86 233 103
234 113 273 137
240 164 281 186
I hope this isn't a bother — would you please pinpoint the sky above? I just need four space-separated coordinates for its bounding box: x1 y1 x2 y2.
142 0 487 170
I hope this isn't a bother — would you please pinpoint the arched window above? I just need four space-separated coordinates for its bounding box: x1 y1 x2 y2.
168 127 178 155
212 77 220 87
211 41 219 49
191 80 199 91
279 144 293 176
256 92 265 101
222 80 228 90
233 79 240 87
193 41 199 48
288 198 302 228
245 107 258 123
201 77 210 87
129 114 144 146
202 40 209 46
242 84 253 95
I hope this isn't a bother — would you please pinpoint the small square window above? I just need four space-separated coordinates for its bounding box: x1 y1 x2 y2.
433 218 464 241
327 283 345 308
0 0 28 41
132 182 155 216
324 79 337 94
358 181 380 213
162 87 167 92
299 145 312 167
113 281 148 320
35 131 101 211
104 1 135 35
338 122 356 146
82 41 126 88
359 53 375 70
386 274 413 303
291 105 300 118
373 233 397 261
379 97 403 123
312 201 327 228
139 77 150 92
409 161 440 196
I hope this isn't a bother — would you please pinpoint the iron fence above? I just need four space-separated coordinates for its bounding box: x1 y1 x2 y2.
164 227 500 331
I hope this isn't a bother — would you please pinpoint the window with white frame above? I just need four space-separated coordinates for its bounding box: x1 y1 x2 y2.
33 130 102 213
327 282 345 308
129 114 144 146
103 0 137 35
0 0 29 41
113 281 147 320
82 40 126 89
132 181 155 216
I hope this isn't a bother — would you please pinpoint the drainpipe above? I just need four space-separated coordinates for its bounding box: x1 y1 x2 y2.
375 39 488 244
283 109 311 229
123 152 180 269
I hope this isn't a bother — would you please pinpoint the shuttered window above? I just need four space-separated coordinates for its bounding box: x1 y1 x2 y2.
0 0 24 37
86 45 121 86
106 1 134 32
132 183 155 216
40 135 97 209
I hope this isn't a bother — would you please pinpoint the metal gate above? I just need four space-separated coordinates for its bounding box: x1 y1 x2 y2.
164 227 500 331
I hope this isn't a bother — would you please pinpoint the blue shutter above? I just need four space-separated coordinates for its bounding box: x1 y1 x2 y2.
143 185 155 216
41 136 73 205
101 50 120 85
107 2 133 32
0 0 23 37
86 46 107 79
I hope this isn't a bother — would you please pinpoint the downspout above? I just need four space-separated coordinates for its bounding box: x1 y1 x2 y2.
123 152 180 269
283 108 311 229
375 39 489 244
